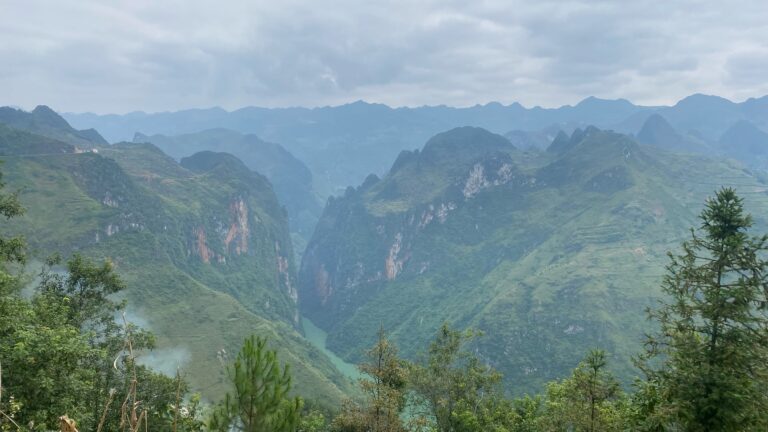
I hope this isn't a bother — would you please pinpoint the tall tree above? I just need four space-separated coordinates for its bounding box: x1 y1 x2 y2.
541 349 623 432
209 335 301 432
0 166 190 430
408 323 505 432
0 162 25 295
637 188 768 431
332 326 406 432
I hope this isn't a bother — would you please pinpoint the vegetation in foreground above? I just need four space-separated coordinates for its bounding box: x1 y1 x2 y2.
2 151 768 432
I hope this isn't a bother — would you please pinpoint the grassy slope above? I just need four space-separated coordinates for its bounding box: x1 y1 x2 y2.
0 130 354 407
300 127 768 394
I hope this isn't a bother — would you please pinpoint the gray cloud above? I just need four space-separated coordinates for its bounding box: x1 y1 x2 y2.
1 0 767 113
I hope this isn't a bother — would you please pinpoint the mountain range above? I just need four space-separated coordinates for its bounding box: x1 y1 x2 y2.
298 125 768 393
64 94 768 194
132 129 322 255
0 108 353 407
3 95 768 399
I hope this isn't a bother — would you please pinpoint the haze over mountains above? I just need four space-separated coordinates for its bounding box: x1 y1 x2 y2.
65 94 768 194
2 94 768 401
299 125 768 392
0 107 353 407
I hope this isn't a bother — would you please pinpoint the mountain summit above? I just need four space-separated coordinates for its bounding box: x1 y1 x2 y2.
298 125 768 393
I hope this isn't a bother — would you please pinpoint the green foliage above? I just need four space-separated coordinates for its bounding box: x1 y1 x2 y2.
0 106 106 148
0 163 25 297
332 327 407 432
539 350 625 432
299 408 331 432
209 335 301 432
0 124 354 406
408 323 506 432
301 126 768 396
134 129 322 255
0 169 201 430
0 253 196 431
0 292 95 430
636 187 768 431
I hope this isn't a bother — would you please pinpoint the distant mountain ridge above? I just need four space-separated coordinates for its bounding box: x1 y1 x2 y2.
718 120 768 168
63 94 768 194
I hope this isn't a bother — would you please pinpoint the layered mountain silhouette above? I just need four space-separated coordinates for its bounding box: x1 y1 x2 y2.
134 129 321 253
298 126 768 393
0 108 354 407
65 94 768 193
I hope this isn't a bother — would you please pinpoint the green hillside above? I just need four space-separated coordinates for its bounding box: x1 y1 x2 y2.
0 123 354 407
299 126 768 394
0 105 107 148
133 129 322 255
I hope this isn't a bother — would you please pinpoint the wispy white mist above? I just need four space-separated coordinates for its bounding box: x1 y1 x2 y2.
121 307 191 376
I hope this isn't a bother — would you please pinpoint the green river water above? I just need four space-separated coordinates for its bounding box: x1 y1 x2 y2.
301 317 362 381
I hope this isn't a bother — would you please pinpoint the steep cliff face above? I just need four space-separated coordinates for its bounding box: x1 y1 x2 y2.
134 129 322 255
299 126 768 394
224 198 250 255
0 124 352 407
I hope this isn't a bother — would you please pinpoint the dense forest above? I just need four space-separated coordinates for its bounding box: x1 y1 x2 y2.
4 1 768 430
3 155 768 431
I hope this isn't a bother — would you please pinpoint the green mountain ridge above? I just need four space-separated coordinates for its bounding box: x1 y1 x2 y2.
0 116 354 407
0 105 107 148
299 126 768 394
134 129 322 255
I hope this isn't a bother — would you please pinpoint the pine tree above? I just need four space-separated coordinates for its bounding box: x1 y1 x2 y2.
209 335 301 432
408 323 503 432
637 188 768 431
332 326 406 432
359 327 406 432
542 349 623 432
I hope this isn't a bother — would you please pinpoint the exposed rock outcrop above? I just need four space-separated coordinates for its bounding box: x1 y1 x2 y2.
224 198 250 255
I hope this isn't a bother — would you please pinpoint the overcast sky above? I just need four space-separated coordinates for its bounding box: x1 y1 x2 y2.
2 0 767 113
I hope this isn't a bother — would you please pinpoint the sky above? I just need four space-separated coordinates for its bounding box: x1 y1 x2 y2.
2 0 767 114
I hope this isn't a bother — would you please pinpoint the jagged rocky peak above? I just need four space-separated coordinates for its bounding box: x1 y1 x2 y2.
547 126 598 154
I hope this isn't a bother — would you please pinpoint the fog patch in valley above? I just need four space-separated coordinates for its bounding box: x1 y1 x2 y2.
121 307 191 377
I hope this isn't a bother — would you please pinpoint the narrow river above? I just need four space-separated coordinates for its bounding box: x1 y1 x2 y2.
301 316 362 381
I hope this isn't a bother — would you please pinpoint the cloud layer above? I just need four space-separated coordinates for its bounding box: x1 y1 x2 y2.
2 0 767 113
